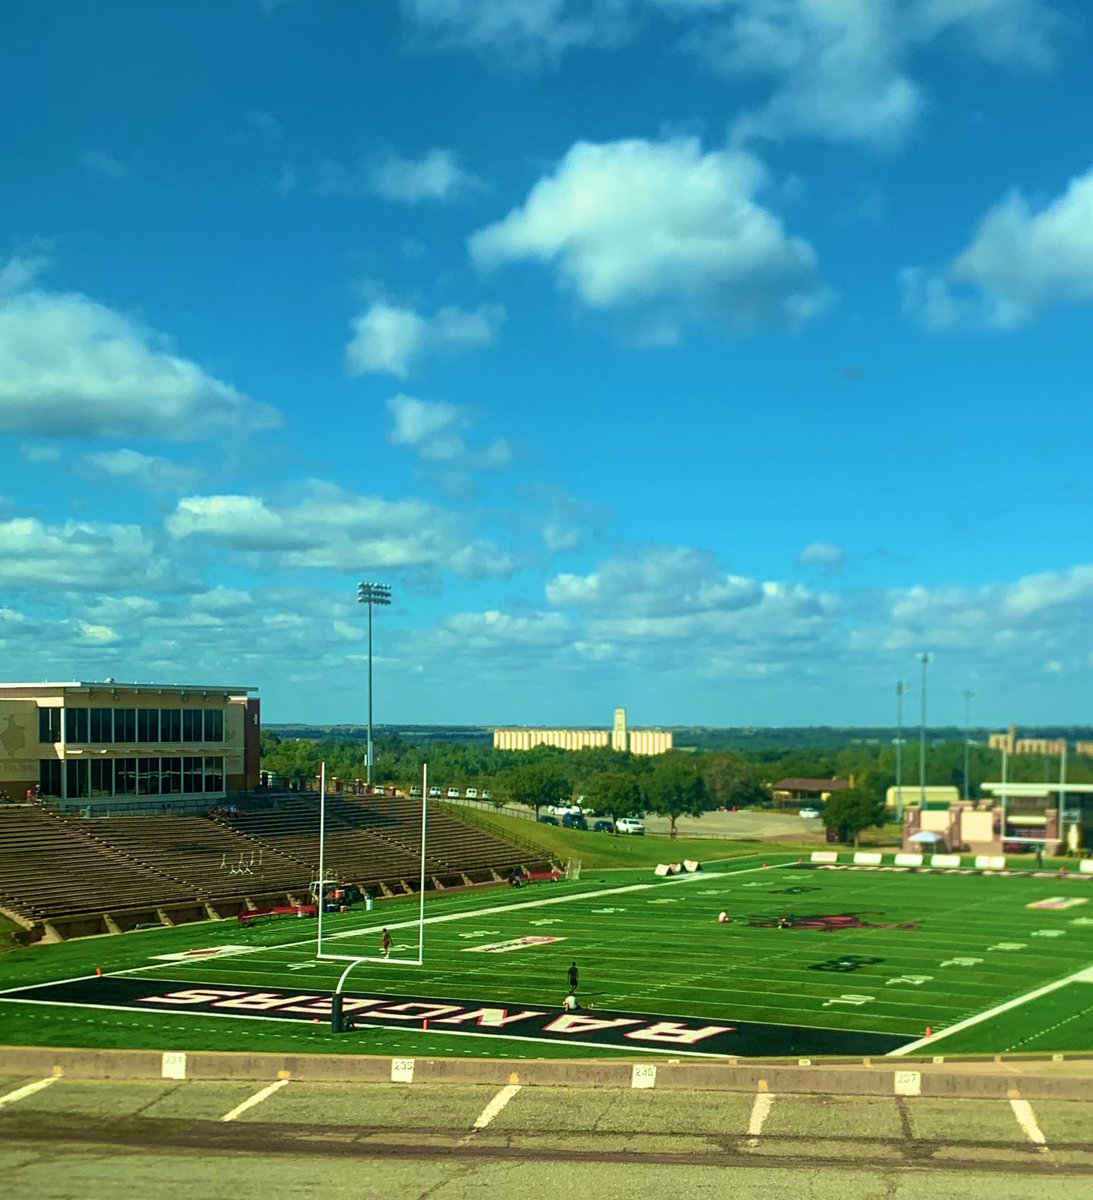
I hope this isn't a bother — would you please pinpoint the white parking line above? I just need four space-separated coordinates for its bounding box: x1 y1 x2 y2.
0 1076 60 1109
1010 1098 1049 1152
219 1077 289 1122
472 1083 521 1130
746 1092 775 1145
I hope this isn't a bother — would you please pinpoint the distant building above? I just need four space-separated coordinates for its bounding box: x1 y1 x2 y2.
989 725 1071 757
492 707 673 756
0 681 260 813
1077 742 1093 758
886 785 960 811
771 778 849 805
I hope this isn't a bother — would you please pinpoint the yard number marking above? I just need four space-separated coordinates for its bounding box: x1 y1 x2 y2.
457 930 501 939
1031 930 1065 939
822 993 875 1007
988 943 1027 952
885 975 933 987
940 957 983 967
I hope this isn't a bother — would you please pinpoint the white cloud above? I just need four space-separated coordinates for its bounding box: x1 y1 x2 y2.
798 541 846 573
84 449 201 491
19 442 62 465
386 393 513 469
0 516 177 591
345 300 505 377
167 482 515 578
78 148 132 184
0 270 281 440
398 0 631 59
311 147 481 203
902 165 1093 329
401 2 1059 144
470 137 831 335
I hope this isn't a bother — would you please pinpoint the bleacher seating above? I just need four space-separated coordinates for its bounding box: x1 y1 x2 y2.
0 792 551 940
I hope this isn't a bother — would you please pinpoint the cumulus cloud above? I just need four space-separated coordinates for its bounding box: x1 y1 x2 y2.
798 541 846 574
470 137 831 336
0 516 177 591
0 269 281 440
345 300 505 377
308 147 481 203
901 165 1093 329
402 1 1058 144
167 482 516 578
386 393 512 469
84 449 201 491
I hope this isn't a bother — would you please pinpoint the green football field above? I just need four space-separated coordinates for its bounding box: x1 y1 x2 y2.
1 854 1091 1058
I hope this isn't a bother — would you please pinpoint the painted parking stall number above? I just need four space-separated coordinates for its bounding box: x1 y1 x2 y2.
631 1064 657 1089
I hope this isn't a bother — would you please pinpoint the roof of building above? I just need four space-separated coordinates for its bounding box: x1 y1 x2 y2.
772 777 850 792
0 681 258 694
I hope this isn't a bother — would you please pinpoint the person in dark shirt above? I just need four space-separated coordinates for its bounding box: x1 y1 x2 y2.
381 928 392 958
567 961 579 991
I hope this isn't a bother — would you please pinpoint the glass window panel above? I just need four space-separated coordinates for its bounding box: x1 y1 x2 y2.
203 756 224 793
183 756 201 792
65 759 88 799
89 759 113 796
161 709 181 741
204 709 224 742
39 759 61 798
39 708 61 743
137 709 159 744
64 709 89 744
182 710 200 742
115 709 136 742
89 708 113 744
114 758 136 796
162 757 182 794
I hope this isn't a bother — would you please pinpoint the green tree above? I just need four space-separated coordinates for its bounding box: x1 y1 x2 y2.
821 787 888 847
590 771 645 827
700 753 772 809
498 761 570 816
646 754 709 836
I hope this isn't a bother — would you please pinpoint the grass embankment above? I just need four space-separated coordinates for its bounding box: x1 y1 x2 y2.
462 806 815 869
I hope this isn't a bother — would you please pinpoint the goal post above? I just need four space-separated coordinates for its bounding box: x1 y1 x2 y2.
315 760 429 970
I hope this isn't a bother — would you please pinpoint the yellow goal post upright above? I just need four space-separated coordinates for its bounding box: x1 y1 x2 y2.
314 762 429 1029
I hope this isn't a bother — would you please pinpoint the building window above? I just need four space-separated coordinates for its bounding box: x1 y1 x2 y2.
138 756 160 795
204 709 224 742
90 758 113 797
114 758 137 795
204 756 224 793
183 756 202 793
64 708 89 744
114 709 136 743
39 759 61 798
182 709 201 742
162 757 182 794
38 708 61 744
89 707 113 744
65 759 89 799
161 709 182 742
137 709 160 744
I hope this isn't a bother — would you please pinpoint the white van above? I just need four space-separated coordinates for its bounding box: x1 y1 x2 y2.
466 787 479 799
447 787 460 799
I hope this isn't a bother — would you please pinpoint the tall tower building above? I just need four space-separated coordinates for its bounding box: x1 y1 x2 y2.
611 707 628 752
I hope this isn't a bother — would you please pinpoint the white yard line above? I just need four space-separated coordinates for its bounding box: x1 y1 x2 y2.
1009 1098 1049 1152
99 860 791 978
472 1083 521 1130
887 964 1093 1056
219 1077 289 1122
746 1091 775 1146
0 1076 59 1108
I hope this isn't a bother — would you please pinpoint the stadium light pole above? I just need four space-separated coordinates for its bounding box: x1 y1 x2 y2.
918 653 931 808
894 681 907 822
357 581 391 787
963 689 975 802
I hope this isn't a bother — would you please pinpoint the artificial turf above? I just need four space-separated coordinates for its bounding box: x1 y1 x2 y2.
1 855 1091 1058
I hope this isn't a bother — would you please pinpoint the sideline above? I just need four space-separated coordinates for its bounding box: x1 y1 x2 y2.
0 1075 59 1108
219 1077 290 1122
888 965 1093 1057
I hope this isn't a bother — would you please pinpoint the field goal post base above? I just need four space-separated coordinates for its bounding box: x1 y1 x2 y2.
565 857 582 881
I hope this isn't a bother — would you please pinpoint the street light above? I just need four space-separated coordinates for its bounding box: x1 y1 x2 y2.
919 653 931 808
894 680 907 822
963 688 975 802
357 581 391 786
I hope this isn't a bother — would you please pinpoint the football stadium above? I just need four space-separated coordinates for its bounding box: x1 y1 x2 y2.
2 784 1092 1194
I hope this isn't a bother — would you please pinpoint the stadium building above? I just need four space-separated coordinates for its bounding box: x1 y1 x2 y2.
492 707 673 755
0 681 261 813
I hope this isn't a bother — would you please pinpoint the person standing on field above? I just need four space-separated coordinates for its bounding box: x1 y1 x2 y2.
567 961 579 992
381 928 392 958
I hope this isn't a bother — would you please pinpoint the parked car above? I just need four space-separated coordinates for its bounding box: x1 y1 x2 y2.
465 787 478 799
548 804 583 817
446 787 460 799
481 789 491 801
409 785 422 797
562 812 588 830
538 814 560 825
799 807 820 819
427 786 442 798
593 819 614 833
616 817 645 835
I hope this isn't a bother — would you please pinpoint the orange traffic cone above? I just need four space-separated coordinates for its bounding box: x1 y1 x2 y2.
925 1026 932 1038
95 967 103 977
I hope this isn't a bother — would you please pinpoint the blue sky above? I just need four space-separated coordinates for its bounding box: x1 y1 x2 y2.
1 0 1091 728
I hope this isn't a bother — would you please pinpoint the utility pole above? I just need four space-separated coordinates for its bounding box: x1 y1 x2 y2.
963 688 975 802
357 581 392 786
895 680 907 822
919 653 931 808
